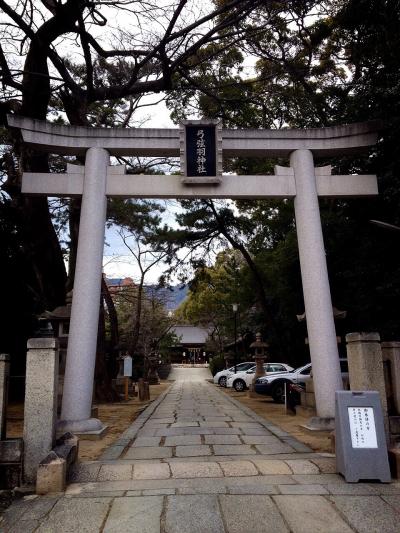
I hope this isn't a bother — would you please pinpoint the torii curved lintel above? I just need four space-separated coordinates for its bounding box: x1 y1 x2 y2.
7 115 381 158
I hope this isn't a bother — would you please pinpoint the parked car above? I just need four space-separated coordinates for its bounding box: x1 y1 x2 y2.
254 359 349 402
213 362 255 387
226 363 294 392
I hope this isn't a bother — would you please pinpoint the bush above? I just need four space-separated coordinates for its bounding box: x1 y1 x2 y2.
209 354 226 376
158 363 171 380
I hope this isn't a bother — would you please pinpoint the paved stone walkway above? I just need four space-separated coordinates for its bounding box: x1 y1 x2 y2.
2 367 400 532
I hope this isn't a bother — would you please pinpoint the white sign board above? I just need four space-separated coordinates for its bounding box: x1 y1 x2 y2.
123 356 133 377
348 407 378 448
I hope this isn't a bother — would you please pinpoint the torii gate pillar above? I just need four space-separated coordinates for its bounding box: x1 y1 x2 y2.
59 147 109 434
291 150 343 424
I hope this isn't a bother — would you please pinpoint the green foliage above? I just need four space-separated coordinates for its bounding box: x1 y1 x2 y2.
208 354 226 376
177 249 247 349
163 0 400 352
107 198 164 236
0 199 40 388
158 330 181 363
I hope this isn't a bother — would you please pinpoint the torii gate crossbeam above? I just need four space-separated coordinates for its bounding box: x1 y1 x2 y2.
8 115 380 435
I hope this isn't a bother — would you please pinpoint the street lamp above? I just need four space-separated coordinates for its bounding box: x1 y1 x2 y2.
232 303 238 373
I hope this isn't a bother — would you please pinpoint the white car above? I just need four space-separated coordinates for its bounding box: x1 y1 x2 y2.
213 362 255 387
226 363 294 392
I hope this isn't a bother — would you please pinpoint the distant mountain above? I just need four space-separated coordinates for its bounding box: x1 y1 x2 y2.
148 284 188 310
106 278 188 310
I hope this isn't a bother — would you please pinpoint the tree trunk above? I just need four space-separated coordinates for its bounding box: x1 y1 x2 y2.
2 2 87 309
95 298 119 402
101 276 120 378
129 276 145 355
2 139 67 310
66 197 82 293
20 195 67 309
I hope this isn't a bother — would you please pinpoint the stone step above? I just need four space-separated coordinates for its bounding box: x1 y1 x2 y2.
68 456 336 484
5 481 400 533
65 471 400 498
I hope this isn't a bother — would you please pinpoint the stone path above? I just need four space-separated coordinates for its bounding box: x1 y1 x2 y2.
2 367 400 532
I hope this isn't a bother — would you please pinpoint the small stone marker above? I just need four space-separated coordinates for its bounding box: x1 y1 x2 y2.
335 390 391 482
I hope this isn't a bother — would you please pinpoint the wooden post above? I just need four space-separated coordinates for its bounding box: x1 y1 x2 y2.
144 381 150 400
124 377 129 401
138 378 145 401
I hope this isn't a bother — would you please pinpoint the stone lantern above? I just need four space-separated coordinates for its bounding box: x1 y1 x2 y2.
39 291 72 375
250 332 269 380
38 291 72 410
146 340 160 385
147 353 160 385
224 351 235 369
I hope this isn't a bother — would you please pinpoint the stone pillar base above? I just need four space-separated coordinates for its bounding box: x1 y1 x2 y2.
346 332 389 440
72 426 108 441
23 338 59 485
302 416 335 432
57 417 106 437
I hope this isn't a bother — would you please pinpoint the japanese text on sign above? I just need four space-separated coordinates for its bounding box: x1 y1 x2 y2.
348 407 378 448
196 129 207 174
184 124 217 177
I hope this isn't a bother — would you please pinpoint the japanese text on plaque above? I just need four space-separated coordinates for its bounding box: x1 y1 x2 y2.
348 407 378 448
196 129 207 174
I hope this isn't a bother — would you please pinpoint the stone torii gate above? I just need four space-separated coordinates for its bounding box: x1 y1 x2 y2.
8 116 379 434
